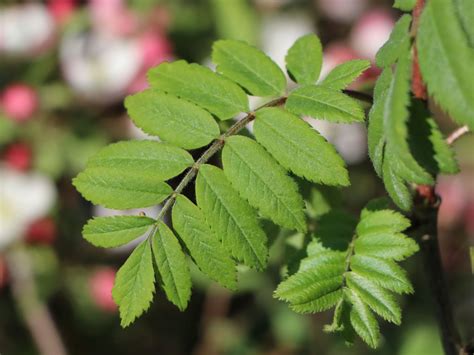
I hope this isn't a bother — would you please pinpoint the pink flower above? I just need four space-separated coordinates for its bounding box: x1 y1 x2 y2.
350 9 395 61
89 268 117 312
47 0 76 24
1 84 39 122
127 31 173 94
90 0 137 36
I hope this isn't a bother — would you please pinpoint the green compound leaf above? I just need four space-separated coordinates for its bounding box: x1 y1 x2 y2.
345 288 380 349
73 140 193 209
212 39 286 97
125 90 220 149
254 107 349 186
152 221 192 311
286 85 365 123
368 68 392 177
196 164 268 270
321 59 371 91
346 272 401 324
350 255 413 294
382 147 413 211
356 209 411 236
274 262 344 313
376 14 412 68
383 49 433 185
148 60 249 120
275 203 417 348
83 216 156 248
112 240 155 327
73 167 172 210
285 34 323 85
417 0 474 129
394 0 416 11
454 0 474 47
172 195 237 289
222 135 306 232
87 141 194 181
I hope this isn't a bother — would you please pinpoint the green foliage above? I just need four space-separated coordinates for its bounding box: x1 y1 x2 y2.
196 164 268 270
212 39 287 97
417 0 474 129
321 59 371 91
369 15 460 210
112 240 155 327
285 34 322 85
275 203 418 348
83 216 156 248
393 0 416 11
286 85 365 123
222 135 306 232
376 14 412 68
454 0 474 47
152 221 192 310
211 0 258 45
125 90 220 149
148 60 249 119
172 195 237 289
73 140 194 209
254 107 349 186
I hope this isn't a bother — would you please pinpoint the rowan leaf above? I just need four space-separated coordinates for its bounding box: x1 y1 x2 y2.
367 69 392 176
394 0 416 11
152 221 192 310
254 107 349 186
454 0 474 47
286 85 365 123
148 60 249 120
383 49 433 185
73 167 172 209
73 140 192 209
346 273 401 324
345 288 380 349
376 15 412 68
222 135 306 232
350 255 413 294
172 195 237 289
112 240 155 327
285 34 323 85
125 90 220 149
212 39 286 97
417 0 474 129
83 216 156 248
196 164 268 269
86 141 194 181
321 59 371 91
276 202 416 348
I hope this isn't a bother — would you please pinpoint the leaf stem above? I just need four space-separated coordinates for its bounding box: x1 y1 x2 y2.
155 96 287 223
446 125 470 146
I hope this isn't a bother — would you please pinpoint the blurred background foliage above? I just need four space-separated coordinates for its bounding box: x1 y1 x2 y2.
0 0 472 354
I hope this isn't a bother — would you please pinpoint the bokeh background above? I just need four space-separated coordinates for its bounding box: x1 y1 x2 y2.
0 1 473 354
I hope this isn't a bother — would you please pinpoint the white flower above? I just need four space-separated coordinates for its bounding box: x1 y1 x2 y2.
0 4 55 55
0 166 56 250
60 31 142 102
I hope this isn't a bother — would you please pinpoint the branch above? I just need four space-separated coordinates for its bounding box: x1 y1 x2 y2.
6 245 68 355
155 96 287 223
446 125 470 146
412 189 464 355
